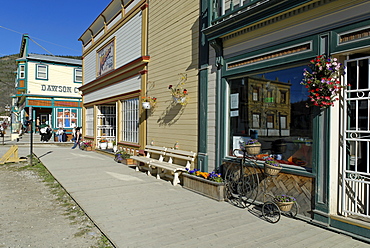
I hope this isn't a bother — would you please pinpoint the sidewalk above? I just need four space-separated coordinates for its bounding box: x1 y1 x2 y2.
1 144 369 247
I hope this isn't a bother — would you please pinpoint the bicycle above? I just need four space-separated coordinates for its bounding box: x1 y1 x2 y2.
224 149 260 209
224 149 299 223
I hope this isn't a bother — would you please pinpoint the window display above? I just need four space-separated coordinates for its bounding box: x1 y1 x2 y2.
229 65 313 170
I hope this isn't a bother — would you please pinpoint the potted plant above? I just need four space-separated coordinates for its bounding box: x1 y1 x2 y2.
114 150 135 165
182 168 225 201
99 138 108 149
80 140 93 151
243 139 261 155
112 140 118 153
142 96 157 109
169 73 188 105
264 157 282 176
274 194 296 211
301 55 347 108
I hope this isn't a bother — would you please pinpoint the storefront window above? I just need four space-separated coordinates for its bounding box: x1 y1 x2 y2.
56 108 78 128
229 65 313 170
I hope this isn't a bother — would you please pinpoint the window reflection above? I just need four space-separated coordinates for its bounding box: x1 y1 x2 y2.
229 65 313 170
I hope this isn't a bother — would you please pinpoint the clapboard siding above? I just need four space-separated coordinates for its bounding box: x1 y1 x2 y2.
125 0 141 13
116 12 142 67
83 12 142 85
84 75 140 104
207 47 217 172
147 0 199 152
83 52 96 84
27 62 81 98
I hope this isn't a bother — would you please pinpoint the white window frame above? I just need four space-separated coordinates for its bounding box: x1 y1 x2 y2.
36 64 48 80
19 64 25 79
74 68 82 83
122 98 139 143
56 108 78 128
85 107 94 136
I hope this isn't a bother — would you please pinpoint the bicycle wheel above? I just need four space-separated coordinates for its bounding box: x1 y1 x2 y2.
284 201 299 218
262 201 281 223
224 164 245 207
224 161 259 208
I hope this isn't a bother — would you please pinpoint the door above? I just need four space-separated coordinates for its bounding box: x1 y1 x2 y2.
342 56 370 218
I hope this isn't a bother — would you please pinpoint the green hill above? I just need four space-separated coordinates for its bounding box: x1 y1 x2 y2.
0 54 17 113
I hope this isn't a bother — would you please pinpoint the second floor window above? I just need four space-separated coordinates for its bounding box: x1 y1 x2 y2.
19 65 25 79
74 68 82 82
36 64 48 80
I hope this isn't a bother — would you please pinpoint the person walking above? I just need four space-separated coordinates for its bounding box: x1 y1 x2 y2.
71 127 81 149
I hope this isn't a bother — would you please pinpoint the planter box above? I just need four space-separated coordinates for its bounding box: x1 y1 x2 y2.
182 173 225 201
115 157 135 165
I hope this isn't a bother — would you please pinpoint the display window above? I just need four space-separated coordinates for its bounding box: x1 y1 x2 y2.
56 108 78 128
229 65 314 170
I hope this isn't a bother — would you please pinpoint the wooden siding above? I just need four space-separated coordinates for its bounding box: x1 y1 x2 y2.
28 99 52 106
54 101 80 107
83 12 142 85
116 12 142 67
84 75 141 104
26 62 81 98
207 47 218 172
147 0 199 152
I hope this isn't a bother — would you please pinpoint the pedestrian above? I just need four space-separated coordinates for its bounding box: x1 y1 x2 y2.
35 117 40 133
39 125 47 142
71 127 81 149
56 127 64 142
71 126 77 142
45 125 52 142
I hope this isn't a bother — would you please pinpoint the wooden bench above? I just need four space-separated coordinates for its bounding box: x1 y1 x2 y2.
131 145 166 175
149 148 197 186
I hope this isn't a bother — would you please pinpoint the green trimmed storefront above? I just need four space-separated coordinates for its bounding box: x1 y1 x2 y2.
200 0 370 241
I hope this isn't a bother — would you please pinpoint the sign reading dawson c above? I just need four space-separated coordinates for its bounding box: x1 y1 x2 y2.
41 84 80 94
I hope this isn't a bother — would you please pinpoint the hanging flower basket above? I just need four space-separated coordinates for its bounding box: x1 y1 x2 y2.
169 73 188 105
301 55 347 108
142 102 151 109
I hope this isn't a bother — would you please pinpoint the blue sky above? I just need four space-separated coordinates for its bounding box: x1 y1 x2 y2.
0 0 110 57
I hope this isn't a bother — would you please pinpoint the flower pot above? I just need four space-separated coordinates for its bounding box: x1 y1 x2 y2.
244 144 261 155
182 173 225 201
173 96 186 104
264 163 282 176
275 201 294 211
113 145 118 153
142 102 151 109
99 142 108 149
84 146 92 151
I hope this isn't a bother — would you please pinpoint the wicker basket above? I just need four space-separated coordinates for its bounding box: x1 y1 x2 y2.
275 201 294 211
264 163 282 176
244 144 261 155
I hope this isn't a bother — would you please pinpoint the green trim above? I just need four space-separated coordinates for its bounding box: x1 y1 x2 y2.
223 36 318 77
330 216 370 240
198 68 209 171
206 0 312 41
331 19 370 54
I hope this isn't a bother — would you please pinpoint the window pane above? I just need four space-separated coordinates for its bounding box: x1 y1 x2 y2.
229 65 313 170
37 65 47 79
75 69 82 82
